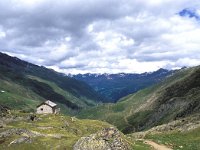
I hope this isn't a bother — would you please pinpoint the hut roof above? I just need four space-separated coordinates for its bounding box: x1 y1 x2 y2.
37 100 57 108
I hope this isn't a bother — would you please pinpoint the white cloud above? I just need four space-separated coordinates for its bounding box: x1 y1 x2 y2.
0 0 200 74
0 31 5 39
0 27 6 39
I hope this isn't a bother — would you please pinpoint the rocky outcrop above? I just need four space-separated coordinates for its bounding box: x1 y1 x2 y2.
0 105 10 117
9 137 32 146
73 127 131 150
130 114 200 139
0 114 28 129
0 128 37 138
0 121 6 128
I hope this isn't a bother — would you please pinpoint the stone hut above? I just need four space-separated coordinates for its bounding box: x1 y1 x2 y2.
36 100 60 114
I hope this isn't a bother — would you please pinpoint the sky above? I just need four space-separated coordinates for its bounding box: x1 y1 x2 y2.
0 0 200 74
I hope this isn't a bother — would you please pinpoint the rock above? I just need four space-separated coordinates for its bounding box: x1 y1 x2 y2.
0 122 6 128
64 121 69 127
0 128 37 138
130 132 146 139
71 117 77 122
0 105 10 117
29 114 37 121
61 121 70 129
0 120 6 128
73 127 131 150
9 136 31 146
37 126 53 130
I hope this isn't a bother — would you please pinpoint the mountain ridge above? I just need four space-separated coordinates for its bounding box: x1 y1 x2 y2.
0 52 105 114
77 65 200 133
72 68 176 102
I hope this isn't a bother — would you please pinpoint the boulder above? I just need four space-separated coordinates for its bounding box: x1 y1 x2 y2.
73 127 131 150
0 121 6 128
0 128 37 138
9 136 31 146
0 105 10 117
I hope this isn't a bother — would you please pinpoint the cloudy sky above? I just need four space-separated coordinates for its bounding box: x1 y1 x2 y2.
0 0 200 74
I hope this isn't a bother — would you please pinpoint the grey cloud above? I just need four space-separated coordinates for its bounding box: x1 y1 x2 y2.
0 0 200 74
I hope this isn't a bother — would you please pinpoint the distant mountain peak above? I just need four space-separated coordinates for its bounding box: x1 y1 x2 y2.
73 68 175 102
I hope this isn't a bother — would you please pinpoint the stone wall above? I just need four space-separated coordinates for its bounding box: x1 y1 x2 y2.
36 104 53 114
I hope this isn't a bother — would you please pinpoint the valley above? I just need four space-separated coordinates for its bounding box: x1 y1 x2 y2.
1 0 200 149
78 66 200 134
0 53 200 150
72 69 175 102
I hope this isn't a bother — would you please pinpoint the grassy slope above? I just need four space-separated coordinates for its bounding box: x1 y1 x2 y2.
0 75 98 115
0 78 42 111
0 52 104 114
146 127 200 150
78 85 159 131
0 111 151 150
128 114 200 150
77 66 200 133
0 112 111 149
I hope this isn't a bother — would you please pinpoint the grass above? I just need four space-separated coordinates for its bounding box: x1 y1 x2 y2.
0 52 103 116
27 75 97 108
1 112 112 149
0 80 42 112
0 74 99 115
132 140 151 150
0 111 156 149
77 66 200 134
77 85 160 132
146 127 200 150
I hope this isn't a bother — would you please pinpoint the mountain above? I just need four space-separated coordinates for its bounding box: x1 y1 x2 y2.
72 69 175 102
1 52 199 149
77 65 200 134
0 52 105 114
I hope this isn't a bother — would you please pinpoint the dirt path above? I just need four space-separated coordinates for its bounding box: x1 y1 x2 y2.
144 140 173 150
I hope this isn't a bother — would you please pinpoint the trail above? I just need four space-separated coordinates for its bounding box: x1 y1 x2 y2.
144 140 173 150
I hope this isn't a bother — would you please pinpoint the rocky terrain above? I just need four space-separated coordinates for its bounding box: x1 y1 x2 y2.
118 114 199 150
0 111 134 150
1 109 199 149
130 114 200 139
73 127 131 150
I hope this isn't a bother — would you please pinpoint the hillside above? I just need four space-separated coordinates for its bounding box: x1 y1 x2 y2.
77 66 200 133
0 52 105 114
129 114 200 150
73 69 175 102
0 110 133 149
1 52 199 149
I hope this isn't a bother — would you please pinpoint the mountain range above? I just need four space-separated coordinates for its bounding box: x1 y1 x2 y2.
0 52 200 149
72 69 176 102
78 65 200 134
